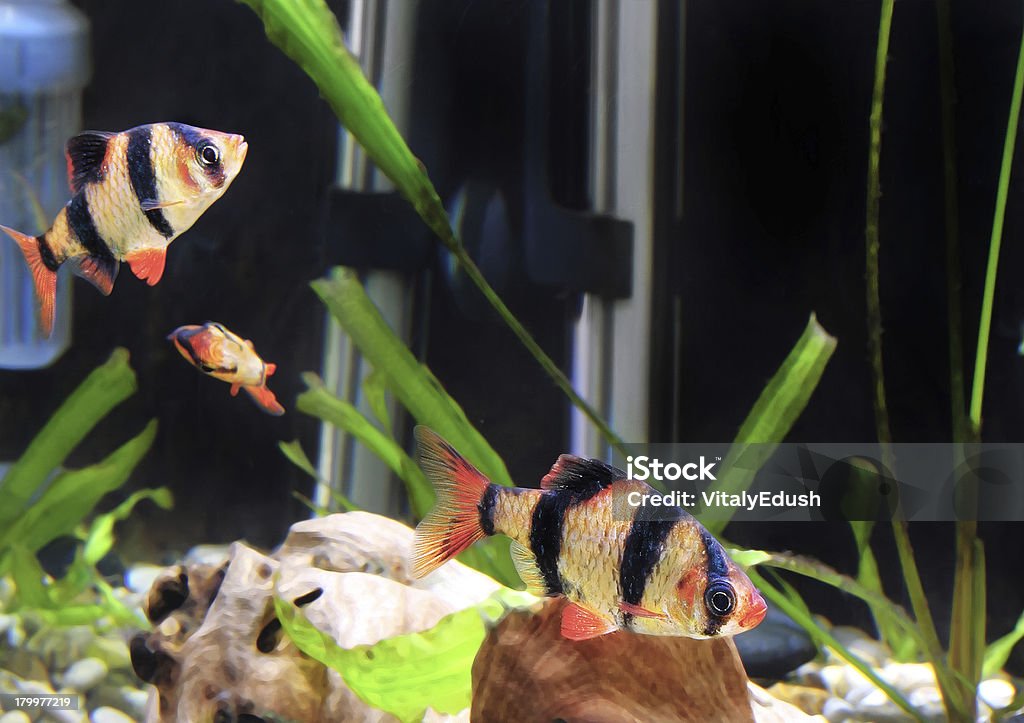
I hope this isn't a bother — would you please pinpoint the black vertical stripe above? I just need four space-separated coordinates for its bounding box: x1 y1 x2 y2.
478 484 498 536
620 505 685 608
700 526 731 637
529 482 608 597
66 194 114 262
37 236 59 271
127 126 175 238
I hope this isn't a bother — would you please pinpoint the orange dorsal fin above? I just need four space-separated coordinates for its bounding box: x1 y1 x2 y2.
242 384 285 416
1 225 57 335
65 131 114 193
411 427 493 578
126 248 167 286
619 601 669 621
69 254 119 296
561 603 617 641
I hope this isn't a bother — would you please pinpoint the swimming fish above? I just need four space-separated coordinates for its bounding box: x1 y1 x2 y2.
168 322 284 416
1 122 248 335
411 428 768 641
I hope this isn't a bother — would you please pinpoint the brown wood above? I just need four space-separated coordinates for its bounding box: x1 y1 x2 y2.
472 598 756 723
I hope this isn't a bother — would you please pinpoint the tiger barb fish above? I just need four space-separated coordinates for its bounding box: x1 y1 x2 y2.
411 427 768 641
1 122 247 335
168 322 283 416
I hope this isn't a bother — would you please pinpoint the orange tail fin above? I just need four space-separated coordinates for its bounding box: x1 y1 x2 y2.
1 225 57 336
411 427 494 578
242 384 285 416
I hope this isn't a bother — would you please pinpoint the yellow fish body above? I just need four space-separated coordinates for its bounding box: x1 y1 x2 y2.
412 427 767 641
1 122 247 335
168 322 284 416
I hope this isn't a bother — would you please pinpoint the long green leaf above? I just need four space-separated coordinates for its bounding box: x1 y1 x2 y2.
0 349 137 527
851 520 917 661
705 314 836 535
312 268 512 487
237 0 624 451
274 583 536 723
984 606 1024 678
297 374 434 517
82 487 173 566
0 420 158 556
278 439 358 512
745 566 923 722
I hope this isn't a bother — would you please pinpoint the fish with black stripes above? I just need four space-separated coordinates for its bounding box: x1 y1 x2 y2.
167 321 284 416
0 122 247 335
411 427 768 641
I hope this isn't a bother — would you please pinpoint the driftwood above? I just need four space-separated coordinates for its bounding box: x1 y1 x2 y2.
473 598 755 723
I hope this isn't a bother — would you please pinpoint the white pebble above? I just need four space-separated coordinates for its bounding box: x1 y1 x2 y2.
908 686 945 722
123 564 164 595
822 696 855 722
89 708 135 723
881 662 937 692
0 711 32 723
978 677 1015 710
61 658 108 692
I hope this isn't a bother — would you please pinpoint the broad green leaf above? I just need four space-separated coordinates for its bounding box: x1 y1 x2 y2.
274 585 536 722
82 487 173 566
851 520 916 661
0 420 158 556
705 315 837 535
363 369 392 431
235 0 455 249
311 268 512 488
9 545 50 609
984 607 1024 678
0 349 137 527
298 375 434 517
279 439 320 479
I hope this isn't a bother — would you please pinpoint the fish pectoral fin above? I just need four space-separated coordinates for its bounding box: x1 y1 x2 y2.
242 384 285 416
126 248 167 286
561 603 618 641
230 383 241 396
619 601 669 621
65 131 114 193
264 363 277 377
509 541 549 596
68 254 119 296
140 198 187 211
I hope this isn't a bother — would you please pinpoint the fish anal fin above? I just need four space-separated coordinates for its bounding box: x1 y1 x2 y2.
1 225 57 335
411 427 493 578
230 383 241 396
561 603 617 641
510 541 548 596
242 385 285 416
126 247 167 286
619 601 669 621
540 454 625 492
68 254 118 296
65 131 114 193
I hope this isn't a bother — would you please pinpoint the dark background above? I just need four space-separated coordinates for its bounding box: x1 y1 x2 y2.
0 0 1022 671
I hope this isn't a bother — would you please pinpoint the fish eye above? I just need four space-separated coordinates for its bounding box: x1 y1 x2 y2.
704 582 735 616
197 142 220 167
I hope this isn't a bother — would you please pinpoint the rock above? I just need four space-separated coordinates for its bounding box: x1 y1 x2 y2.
124 564 164 596
979 677 1016 710
27 626 95 671
472 597 756 722
2 649 50 683
828 626 889 668
0 613 13 636
84 638 131 671
89 708 134 723
734 607 817 682
766 681 829 716
61 658 108 692
880 662 936 693
907 686 945 722
38 709 85 723
748 682 825 722
182 544 232 567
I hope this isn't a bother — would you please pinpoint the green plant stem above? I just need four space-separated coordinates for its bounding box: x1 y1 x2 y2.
970 23 1024 427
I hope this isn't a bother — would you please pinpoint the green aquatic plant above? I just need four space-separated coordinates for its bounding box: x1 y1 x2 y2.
0 349 167 626
274 581 537 723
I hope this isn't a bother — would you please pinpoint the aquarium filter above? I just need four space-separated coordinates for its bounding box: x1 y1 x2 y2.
0 0 90 369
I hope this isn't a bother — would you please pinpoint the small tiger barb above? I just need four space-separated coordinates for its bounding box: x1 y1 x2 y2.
411 427 768 641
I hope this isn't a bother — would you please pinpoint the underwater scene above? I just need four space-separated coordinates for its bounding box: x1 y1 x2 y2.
2 0 1024 721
